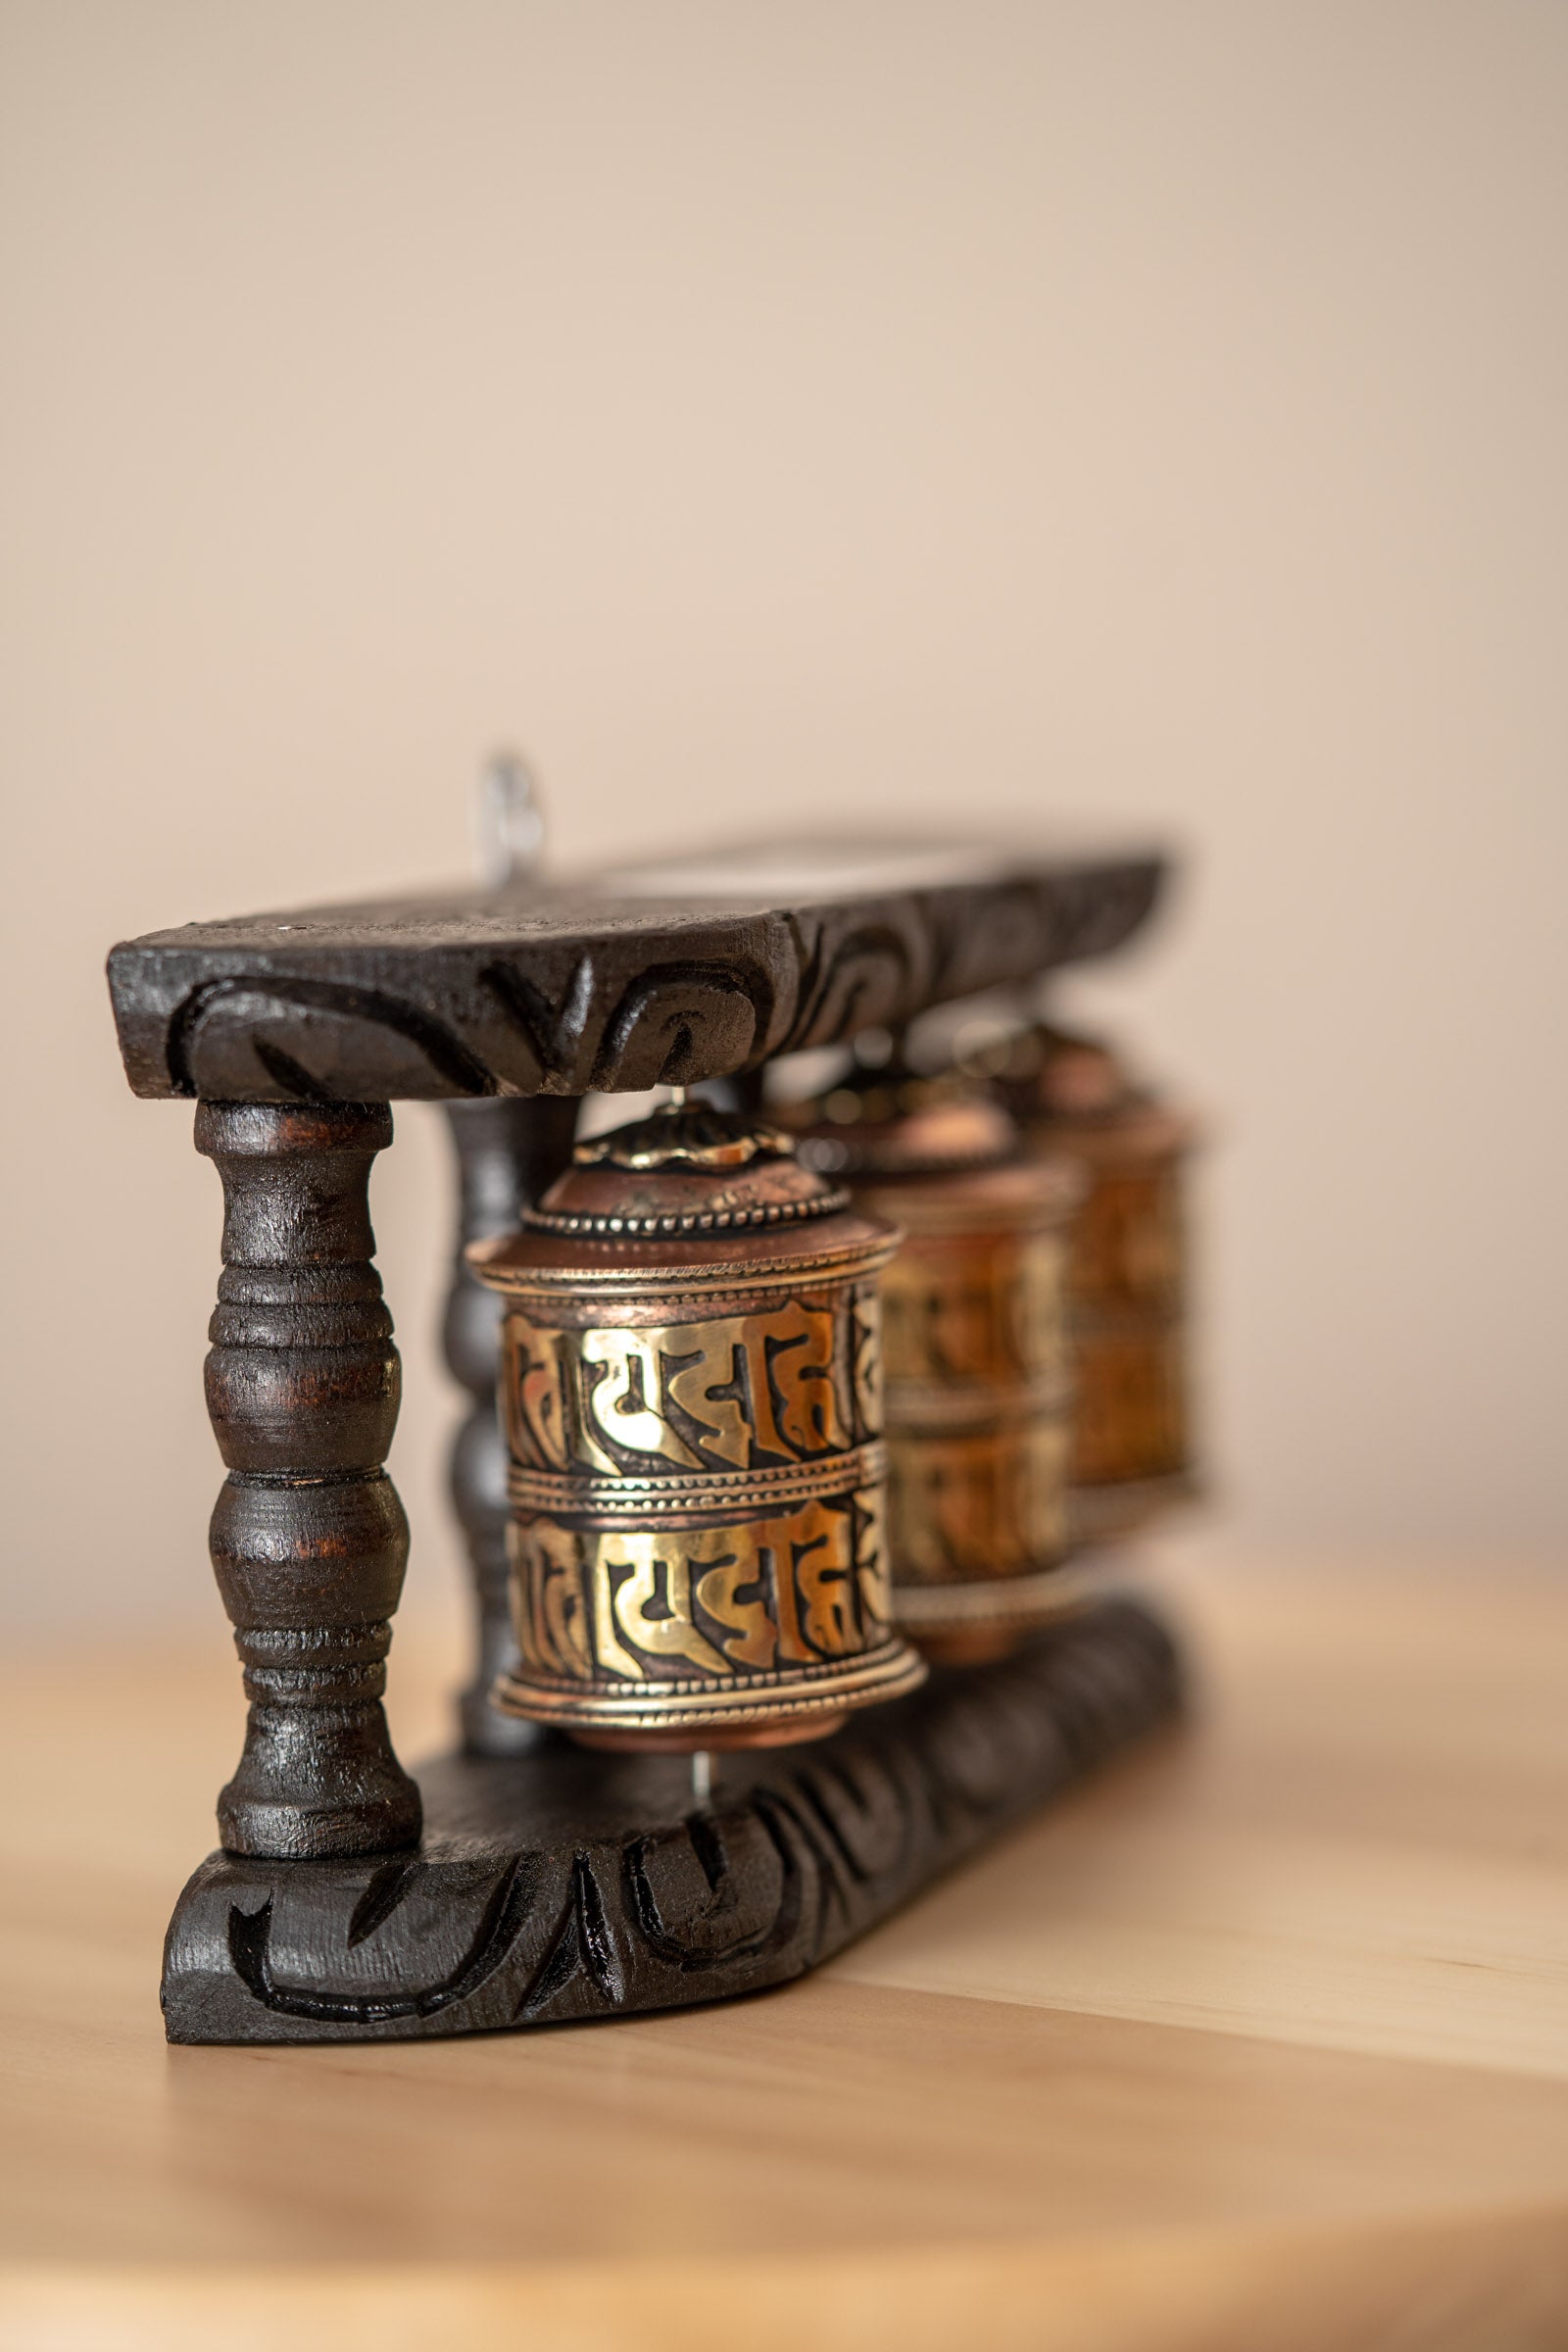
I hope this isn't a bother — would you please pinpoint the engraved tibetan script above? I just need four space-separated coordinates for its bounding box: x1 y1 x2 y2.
887 1420 1068 1582
880 1230 1066 1390
510 1491 892 1683
503 1293 882 1478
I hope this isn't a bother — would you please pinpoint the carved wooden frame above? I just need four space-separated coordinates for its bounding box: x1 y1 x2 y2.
107 836 1183 2043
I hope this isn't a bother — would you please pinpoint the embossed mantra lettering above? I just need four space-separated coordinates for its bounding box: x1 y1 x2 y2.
876 1226 1073 1584
888 1421 1067 1584
880 1230 1066 1390
503 1296 881 1476
511 1494 892 1683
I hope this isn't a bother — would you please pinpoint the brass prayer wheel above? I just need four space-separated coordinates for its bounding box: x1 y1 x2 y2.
467 1101 926 1749
776 1066 1083 1662
988 1021 1197 1546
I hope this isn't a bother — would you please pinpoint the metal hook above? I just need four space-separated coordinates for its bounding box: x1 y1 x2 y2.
475 749 545 890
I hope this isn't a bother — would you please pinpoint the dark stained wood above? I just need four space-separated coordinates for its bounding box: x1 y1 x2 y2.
196 1102 421 1858
161 1596 1180 2043
441 1097 580 1756
107 838 1166 1102
112 830 1186 2045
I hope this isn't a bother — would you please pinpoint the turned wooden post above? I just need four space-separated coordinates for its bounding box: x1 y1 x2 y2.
196 1102 421 1857
442 1096 578 1754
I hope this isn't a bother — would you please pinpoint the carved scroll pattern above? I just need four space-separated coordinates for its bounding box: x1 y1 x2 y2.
167 1598 1182 2042
113 857 1166 1102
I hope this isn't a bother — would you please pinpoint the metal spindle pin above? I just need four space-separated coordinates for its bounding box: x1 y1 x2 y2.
691 1749 713 1808
475 748 545 891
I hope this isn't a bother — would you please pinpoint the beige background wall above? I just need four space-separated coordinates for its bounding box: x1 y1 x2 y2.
2 0 1563 1636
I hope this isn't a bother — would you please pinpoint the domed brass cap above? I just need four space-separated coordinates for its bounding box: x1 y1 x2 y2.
977 1020 1195 1163
777 1067 1018 1180
774 1064 1083 1233
468 1102 898 1299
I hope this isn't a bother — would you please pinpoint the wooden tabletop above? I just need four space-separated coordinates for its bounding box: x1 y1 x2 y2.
4 1551 1566 2351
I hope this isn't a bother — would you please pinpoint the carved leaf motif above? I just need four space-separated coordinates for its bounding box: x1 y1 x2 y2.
517 1852 625 2017
782 921 920 1053
592 961 768 1090
478 954 595 1083
173 978 503 1101
165 1604 1181 2043
225 1856 538 2025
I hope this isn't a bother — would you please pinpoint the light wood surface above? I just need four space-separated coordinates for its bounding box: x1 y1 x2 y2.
4 1550 1567 2351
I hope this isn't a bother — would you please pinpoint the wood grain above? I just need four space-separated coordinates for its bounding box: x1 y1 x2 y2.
4 1551 1566 2350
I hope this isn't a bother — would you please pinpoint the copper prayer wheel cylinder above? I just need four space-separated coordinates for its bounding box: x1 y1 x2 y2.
776 1069 1084 1663
467 1102 926 1750
990 1022 1197 1546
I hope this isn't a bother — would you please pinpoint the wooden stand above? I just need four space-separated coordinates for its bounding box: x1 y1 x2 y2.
162 1597 1178 2043
108 836 1183 2044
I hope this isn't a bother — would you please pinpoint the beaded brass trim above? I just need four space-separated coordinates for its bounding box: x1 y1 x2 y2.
507 1440 888 1521
495 1633 925 1732
520 1187 851 1239
473 1233 901 1299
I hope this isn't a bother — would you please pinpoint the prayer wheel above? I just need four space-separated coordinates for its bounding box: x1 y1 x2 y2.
468 1100 926 1749
989 1021 1197 1546
777 1066 1083 1662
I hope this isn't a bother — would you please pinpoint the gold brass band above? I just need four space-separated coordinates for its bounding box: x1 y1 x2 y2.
878 1225 1068 1394
882 1373 1069 1434
1071 1315 1187 1491
488 1266 926 1736
887 1418 1070 1587
510 1490 892 1681
501 1294 882 1481
497 1485 905 1725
